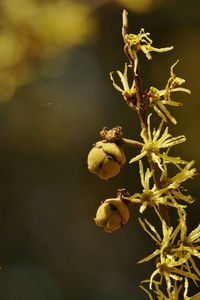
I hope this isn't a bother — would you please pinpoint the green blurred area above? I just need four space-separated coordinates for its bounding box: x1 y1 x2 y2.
0 0 199 299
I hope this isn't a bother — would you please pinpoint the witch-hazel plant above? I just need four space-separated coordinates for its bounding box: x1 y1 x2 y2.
87 9 200 299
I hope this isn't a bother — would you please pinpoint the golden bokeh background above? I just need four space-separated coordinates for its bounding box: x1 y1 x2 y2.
0 0 199 299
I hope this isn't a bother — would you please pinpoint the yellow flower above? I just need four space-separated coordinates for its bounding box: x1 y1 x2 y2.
110 63 136 102
140 280 183 300
160 160 196 205
170 208 200 279
129 114 187 170
148 61 191 124
140 278 200 300
125 28 173 74
87 140 126 180
127 160 176 213
161 160 196 187
153 281 183 300
94 198 129 233
138 208 200 291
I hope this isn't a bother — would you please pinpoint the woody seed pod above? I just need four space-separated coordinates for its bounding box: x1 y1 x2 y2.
87 140 126 180
94 198 129 233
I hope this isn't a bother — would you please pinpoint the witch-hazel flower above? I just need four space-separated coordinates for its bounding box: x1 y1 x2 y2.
140 279 184 300
160 160 196 205
161 160 196 187
110 63 136 105
170 208 200 278
125 28 173 74
129 114 187 170
127 160 177 213
138 208 200 292
148 61 191 124
141 278 200 300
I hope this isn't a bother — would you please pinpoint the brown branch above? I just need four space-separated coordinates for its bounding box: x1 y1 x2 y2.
122 10 170 227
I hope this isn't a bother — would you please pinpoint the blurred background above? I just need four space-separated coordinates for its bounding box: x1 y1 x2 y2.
0 0 199 299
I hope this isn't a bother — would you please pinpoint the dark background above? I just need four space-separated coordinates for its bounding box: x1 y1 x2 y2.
0 0 199 299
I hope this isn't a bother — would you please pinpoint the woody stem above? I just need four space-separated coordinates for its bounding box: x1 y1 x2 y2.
122 9 170 227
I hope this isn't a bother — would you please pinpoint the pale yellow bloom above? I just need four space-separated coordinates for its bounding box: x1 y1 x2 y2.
138 208 200 292
110 63 136 101
148 61 191 124
141 278 200 300
125 28 173 74
160 160 196 205
171 208 200 277
161 160 196 187
129 114 187 170
141 280 183 300
127 160 176 213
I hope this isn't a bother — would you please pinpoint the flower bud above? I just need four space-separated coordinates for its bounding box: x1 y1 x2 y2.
87 141 126 180
94 198 129 233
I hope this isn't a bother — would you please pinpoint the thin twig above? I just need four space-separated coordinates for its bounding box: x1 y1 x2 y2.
122 138 144 149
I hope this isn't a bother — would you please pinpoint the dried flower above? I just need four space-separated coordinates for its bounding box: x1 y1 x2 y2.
125 28 173 74
94 198 129 233
87 140 126 179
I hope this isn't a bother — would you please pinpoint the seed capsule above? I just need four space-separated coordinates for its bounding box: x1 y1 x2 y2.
87 141 126 179
94 198 129 233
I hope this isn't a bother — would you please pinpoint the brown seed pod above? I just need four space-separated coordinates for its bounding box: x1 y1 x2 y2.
87 140 126 179
94 198 129 233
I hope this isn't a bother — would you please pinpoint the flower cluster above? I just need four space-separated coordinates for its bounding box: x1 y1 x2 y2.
138 208 200 292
